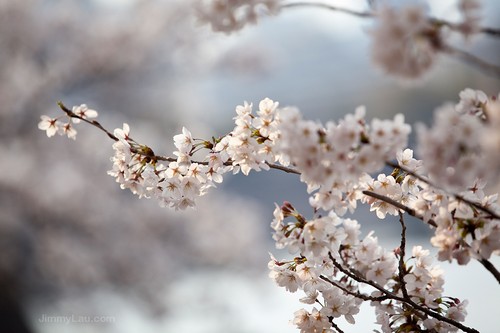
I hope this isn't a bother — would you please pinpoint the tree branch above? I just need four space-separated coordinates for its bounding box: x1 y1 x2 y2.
57 102 302 175
397 212 410 300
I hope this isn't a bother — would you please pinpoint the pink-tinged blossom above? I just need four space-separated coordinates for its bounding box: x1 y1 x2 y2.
114 123 131 143
61 122 77 140
225 98 281 175
456 88 488 117
38 115 62 137
277 105 409 216
71 104 98 123
173 127 194 153
366 254 397 286
396 148 422 173
457 0 482 38
471 222 500 259
431 227 459 262
269 266 300 293
417 103 484 191
365 174 403 219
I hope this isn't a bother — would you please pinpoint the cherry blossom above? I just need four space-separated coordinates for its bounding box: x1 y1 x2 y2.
71 104 98 124
39 93 498 333
38 115 61 137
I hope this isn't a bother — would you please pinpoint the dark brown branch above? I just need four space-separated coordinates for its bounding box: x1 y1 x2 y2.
397 212 410 299
329 320 345 333
480 26 500 36
478 258 500 285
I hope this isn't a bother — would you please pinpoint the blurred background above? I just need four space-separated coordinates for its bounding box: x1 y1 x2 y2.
0 0 499 332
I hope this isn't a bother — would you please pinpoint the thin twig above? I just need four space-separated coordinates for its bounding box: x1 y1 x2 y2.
58 102 118 141
280 2 373 18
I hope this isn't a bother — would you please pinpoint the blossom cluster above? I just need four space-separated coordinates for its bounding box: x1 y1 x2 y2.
276 105 411 216
40 98 287 209
368 0 480 79
418 89 500 191
269 202 467 333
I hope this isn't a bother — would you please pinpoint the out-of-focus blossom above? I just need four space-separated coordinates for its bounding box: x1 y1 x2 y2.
369 4 440 79
195 0 280 33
